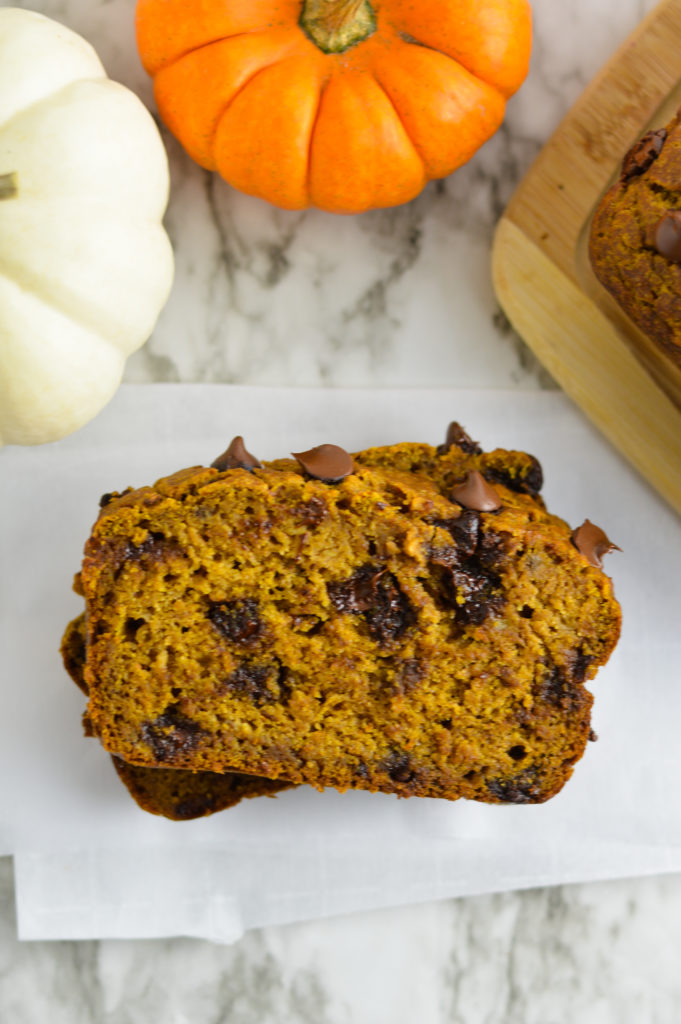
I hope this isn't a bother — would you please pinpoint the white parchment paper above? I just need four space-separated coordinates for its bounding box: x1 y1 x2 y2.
2 385 681 941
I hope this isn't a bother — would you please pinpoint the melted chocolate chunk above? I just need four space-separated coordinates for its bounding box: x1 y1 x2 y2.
292 444 354 483
536 661 590 714
294 496 328 527
621 127 667 180
99 487 133 510
385 752 415 785
366 573 414 645
208 598 263 645
438 422 482 455
430 513 480 565
327 566 414 645
430 518 506 626
484 456 543 496
571 520 620 569
392 659 425 695
451 471 502 512
569 647 594 684
446 510 481 558
654 211 681 261
476 529 510 570
122 531 168 563
220 663 277 705
486 770 542 804
211 436 262 472
445 566 503 626
538 664 571 708
327 566 382 614
142 705 204 763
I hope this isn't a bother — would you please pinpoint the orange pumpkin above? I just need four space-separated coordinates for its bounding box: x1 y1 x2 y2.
136 0 532 214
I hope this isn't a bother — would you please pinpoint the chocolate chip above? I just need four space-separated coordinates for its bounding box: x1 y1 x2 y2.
292 444 354 483
569 647 594 684
588 729 599 743
386 752 414 784
476 529 510 570
449 510 481 555
431 511 480 559
520 605 534 619
327 566 382 614
141 705 203 763
654 211 681 262
538 664 571 708
211 436 263 472
571 520 620 569
484 457 543 496
327 566 414 645
208 598 263 645
451 471 502 512
365 574 414 645
220 663 277 705
99 492 114 508
294 496 328 527
392 659 425 695
122 531 168 563
523 457 544 495
430 522 505 627
438 421 482 455
536 661 591 714
486 770 542 804
507 745 527 761
621 128 667 180
445 566 503 625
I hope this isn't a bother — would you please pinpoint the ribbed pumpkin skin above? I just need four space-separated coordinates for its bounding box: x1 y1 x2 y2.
136 0 532 214
0 8 173 446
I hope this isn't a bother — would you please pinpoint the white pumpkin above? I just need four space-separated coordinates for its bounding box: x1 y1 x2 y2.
0 8 174 446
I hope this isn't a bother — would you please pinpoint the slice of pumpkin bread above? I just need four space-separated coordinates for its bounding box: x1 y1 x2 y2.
73 428 621 805
61 613 291 820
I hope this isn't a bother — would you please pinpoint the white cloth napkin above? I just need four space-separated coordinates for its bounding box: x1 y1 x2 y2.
3 384 681 942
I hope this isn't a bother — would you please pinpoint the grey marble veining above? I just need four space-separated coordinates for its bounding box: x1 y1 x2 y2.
4 0 681 1017
3 855 681 1023
11 0 659 391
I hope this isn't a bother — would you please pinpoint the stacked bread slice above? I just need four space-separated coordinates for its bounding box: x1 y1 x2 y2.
61 426 621 819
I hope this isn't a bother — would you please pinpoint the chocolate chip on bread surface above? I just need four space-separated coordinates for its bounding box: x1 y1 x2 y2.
69 431 621 807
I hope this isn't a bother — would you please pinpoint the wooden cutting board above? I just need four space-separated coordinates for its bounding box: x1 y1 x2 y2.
493 0 681 517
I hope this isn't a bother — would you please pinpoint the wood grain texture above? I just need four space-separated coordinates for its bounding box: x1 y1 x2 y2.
493 0 681 517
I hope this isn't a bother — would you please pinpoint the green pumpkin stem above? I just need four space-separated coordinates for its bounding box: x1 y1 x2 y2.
0 172 18 200
300 0 376 54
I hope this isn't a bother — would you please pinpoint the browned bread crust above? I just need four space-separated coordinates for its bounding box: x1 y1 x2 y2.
71 433 620 806
110 756 289 821
589 111 681 366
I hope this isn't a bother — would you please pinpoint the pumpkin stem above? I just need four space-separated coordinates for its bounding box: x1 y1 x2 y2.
0 172 17 200
300 0 376 54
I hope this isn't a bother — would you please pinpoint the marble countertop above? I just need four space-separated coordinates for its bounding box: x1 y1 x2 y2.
4 0 681 1018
